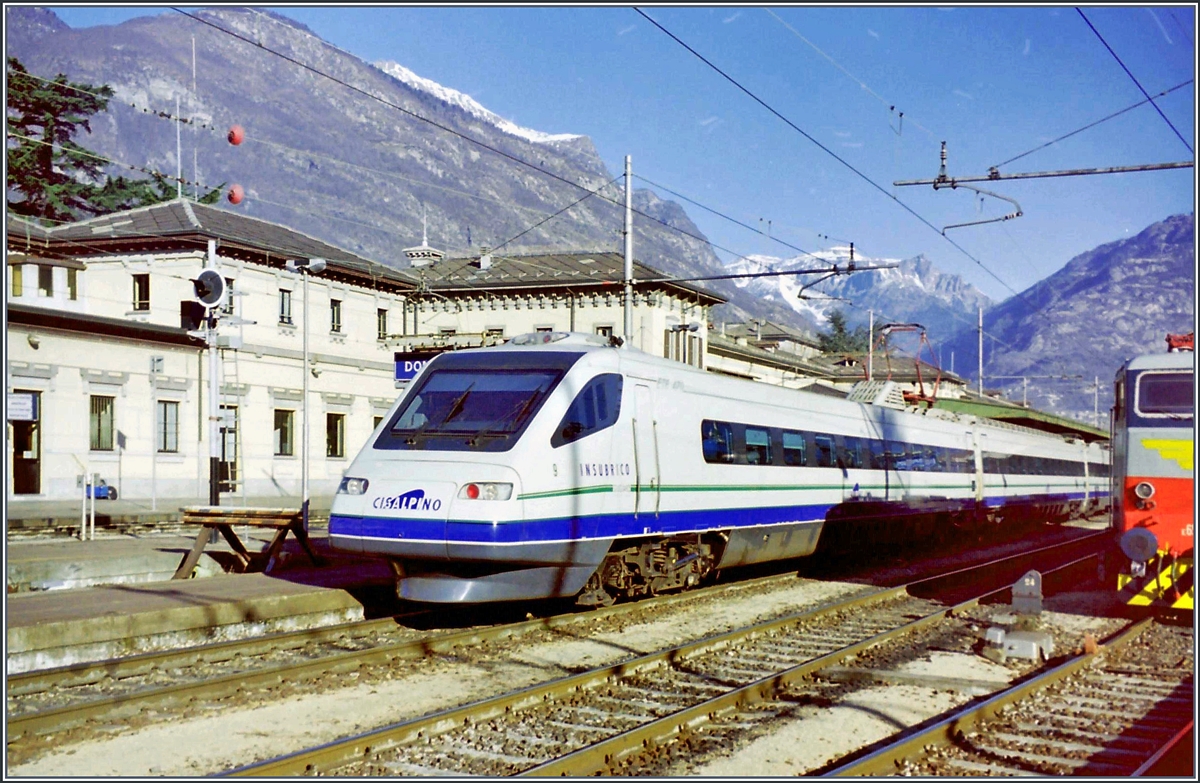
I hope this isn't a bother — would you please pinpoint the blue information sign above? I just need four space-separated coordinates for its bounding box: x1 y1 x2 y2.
394 351 437 382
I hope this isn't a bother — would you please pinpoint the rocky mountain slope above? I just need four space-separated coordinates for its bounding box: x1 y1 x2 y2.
941 213 1195 422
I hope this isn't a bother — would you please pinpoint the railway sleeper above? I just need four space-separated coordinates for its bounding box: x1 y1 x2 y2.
1010 721 1161 749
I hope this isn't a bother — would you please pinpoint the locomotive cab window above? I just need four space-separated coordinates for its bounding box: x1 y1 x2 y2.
377 351 580 452
552 373 623 448
1136 371 1194 416
702 420 735 463
744 427 771 465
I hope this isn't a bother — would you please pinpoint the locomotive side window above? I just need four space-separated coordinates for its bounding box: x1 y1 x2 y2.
744 427 772 465
1136 371 1194 416
702 420 736 463
782 431 807 466
552 373 623 448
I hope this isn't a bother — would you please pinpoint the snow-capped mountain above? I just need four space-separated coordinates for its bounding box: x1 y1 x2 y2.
373 61 582 146
725 247 993 344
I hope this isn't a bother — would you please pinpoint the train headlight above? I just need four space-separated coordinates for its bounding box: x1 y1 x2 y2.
1133 481 1155 500
459 482 513 501
337 477 370 495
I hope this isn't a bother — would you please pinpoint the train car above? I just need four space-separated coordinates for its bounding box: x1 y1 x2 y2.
329 332 1110 605
1112 333 1195 611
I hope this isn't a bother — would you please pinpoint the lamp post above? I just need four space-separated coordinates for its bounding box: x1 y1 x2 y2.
285 258 326 532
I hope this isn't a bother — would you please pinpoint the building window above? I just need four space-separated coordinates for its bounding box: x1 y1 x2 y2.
221 278 235 315
157 400 179 453
439 327 457 336
38 265 53 296
326 413 345 458
90 395 114 451
11 265 22 297
67 268 78 301
279 289 293 324
330 298 342 333
665 329 703 368
377 308 388 340
273 409 295 456
373 415 383 430
132 273 149 310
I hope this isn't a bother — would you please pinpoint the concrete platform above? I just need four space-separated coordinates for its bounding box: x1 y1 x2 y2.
6 557 398 674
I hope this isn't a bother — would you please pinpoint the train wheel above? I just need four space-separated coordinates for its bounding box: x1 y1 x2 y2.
576 570 615 608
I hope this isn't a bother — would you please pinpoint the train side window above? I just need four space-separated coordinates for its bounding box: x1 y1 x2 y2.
814 435 836 468
782 431 807 466
702 420 735 463
552 373 623 448
867 439 886 469
842 436 864 469
745 427 771 465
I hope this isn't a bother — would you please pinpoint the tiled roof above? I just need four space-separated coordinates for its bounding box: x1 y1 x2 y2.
42 199 418 290
418 251 726 304
5 215 54 245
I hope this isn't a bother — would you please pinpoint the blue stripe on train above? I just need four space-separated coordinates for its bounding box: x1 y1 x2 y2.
331 490 1102 545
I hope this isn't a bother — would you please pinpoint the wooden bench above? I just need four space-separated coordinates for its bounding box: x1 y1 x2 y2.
173 506 324 579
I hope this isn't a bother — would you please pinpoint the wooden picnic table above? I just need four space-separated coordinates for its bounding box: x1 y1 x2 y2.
172 506 324 579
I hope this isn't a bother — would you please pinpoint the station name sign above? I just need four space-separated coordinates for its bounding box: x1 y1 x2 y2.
394 351 438 383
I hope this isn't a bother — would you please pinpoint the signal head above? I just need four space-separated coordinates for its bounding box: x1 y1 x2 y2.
191 268 226 309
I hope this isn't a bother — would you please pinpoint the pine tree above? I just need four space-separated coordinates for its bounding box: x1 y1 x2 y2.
818 309 871 354
6 57 221 224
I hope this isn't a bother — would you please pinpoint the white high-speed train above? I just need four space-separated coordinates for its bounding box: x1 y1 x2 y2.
329 332 1110 605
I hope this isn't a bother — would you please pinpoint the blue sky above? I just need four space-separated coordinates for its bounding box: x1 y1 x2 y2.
47 5 1197 304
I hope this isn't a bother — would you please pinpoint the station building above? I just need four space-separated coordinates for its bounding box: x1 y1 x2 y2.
4 201 724 508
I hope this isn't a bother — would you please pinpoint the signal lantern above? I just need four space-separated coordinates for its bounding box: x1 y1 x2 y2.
465 483 480 500
227 125 245 145
228 184 244 205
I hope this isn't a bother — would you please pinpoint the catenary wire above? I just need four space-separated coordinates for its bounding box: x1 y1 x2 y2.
9 133 630 287
15 14 998 343
632 174 822 261
763 8 938 141
1076 8 1194 154
169 7 733 263
17 13 894 298
633 7 1020 298
992 79 1194 170
9 69 643 237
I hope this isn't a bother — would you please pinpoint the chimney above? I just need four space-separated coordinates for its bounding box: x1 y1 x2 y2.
478 245 492 270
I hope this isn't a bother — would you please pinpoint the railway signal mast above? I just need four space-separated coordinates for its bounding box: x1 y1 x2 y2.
189 263 226 508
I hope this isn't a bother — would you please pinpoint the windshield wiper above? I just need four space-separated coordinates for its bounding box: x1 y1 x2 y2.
467 389 545 448
442 382 476 424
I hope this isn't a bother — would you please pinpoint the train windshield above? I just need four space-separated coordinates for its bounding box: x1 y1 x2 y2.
1136 371 1194 417
375 351 582 452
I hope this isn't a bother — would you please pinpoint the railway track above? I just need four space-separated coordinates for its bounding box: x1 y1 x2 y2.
826 617 1193 777
223 540 1113 776
6 529 1107 755
5 567 823 741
